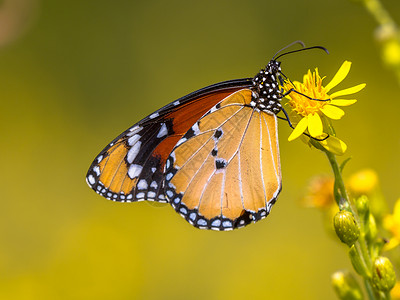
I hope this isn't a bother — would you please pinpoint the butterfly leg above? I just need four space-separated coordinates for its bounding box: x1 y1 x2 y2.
282 88 331 102
279 108 329 141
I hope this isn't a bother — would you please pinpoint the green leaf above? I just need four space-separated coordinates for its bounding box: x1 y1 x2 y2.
340 157 352 172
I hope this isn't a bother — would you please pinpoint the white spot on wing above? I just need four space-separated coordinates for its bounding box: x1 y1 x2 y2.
192 122 200 135
170 151 176 161
137 179 148 190
128 164 143 179
176 137 187 147
127 141 142 164
128 134 141 146
93 166 100 176
209 106 218 113
211 219 221 227
173 100 180 106
197 219 207 226
149 112 159 119
87 175 95 185
157 123 168 138
129 126 143 133
150 181 158 189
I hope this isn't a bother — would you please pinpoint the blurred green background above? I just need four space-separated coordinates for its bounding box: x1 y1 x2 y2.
1 0 400 299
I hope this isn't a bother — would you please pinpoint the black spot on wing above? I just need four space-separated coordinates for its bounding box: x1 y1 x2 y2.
215 158 227 170
214 129 223 139
185 127 196 139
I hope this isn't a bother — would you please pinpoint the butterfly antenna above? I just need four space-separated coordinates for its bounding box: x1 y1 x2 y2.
275 45 329 61
272 40 306 60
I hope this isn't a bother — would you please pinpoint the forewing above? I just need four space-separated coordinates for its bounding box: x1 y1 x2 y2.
164 89 282 230
86 79 252 202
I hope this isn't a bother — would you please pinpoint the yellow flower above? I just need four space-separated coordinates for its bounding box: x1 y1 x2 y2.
391 281 400 300
348 169 387 221
283 61 366 154
383 198 400 251
348 168 379 195
302 175 335 209
302 175 339 236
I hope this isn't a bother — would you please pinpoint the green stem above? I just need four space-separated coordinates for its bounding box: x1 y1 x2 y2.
364 279 377 300
323 149 377 300
324 150 349 205
357 0 400 85
363 0 396 27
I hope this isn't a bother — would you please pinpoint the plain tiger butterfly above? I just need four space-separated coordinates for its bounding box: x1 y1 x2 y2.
86 41 328 231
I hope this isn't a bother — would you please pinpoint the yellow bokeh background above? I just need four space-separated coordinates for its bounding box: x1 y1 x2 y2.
1 0 400 299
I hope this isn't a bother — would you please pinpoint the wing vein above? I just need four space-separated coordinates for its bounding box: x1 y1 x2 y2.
262 113 279 199
234 109 256 210
237 148 245 209
187 109 255 212
176 106 245 171
220 170 226 217
259 112 267 207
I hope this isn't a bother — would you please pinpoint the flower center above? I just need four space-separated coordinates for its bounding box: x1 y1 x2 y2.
285 70 330 117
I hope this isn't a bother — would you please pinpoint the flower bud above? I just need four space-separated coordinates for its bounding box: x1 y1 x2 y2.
381 36 400 68
334 211 360 246
371 238 386 259
349 245 370 277
366 214 377 242
355 195 369 219
349 245 371 277
332 270 363 300
372 256 396 292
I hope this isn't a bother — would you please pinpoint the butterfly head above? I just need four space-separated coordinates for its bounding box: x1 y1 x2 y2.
266 59 282 75
250 59 283 114
250 42 328 115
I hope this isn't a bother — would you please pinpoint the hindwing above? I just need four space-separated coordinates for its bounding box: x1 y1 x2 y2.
164 89 282 230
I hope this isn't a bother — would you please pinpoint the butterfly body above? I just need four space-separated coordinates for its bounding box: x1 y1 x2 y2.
87 59 284 230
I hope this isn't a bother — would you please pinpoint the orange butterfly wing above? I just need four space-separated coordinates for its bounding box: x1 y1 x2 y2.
86 79 253 202
164 89 282 230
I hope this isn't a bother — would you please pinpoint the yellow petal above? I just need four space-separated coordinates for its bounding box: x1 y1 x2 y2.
303 70 312 83
288 117 308 141
330 83 366 99
319 136 347 155
393 198 400 219
308 113 323 137
320 105 345 120
325 61 352 92
382 238 400 252
383 215 394 230
329 99 357 106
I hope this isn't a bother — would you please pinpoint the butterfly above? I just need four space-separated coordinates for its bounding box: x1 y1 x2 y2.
86 41 327 231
